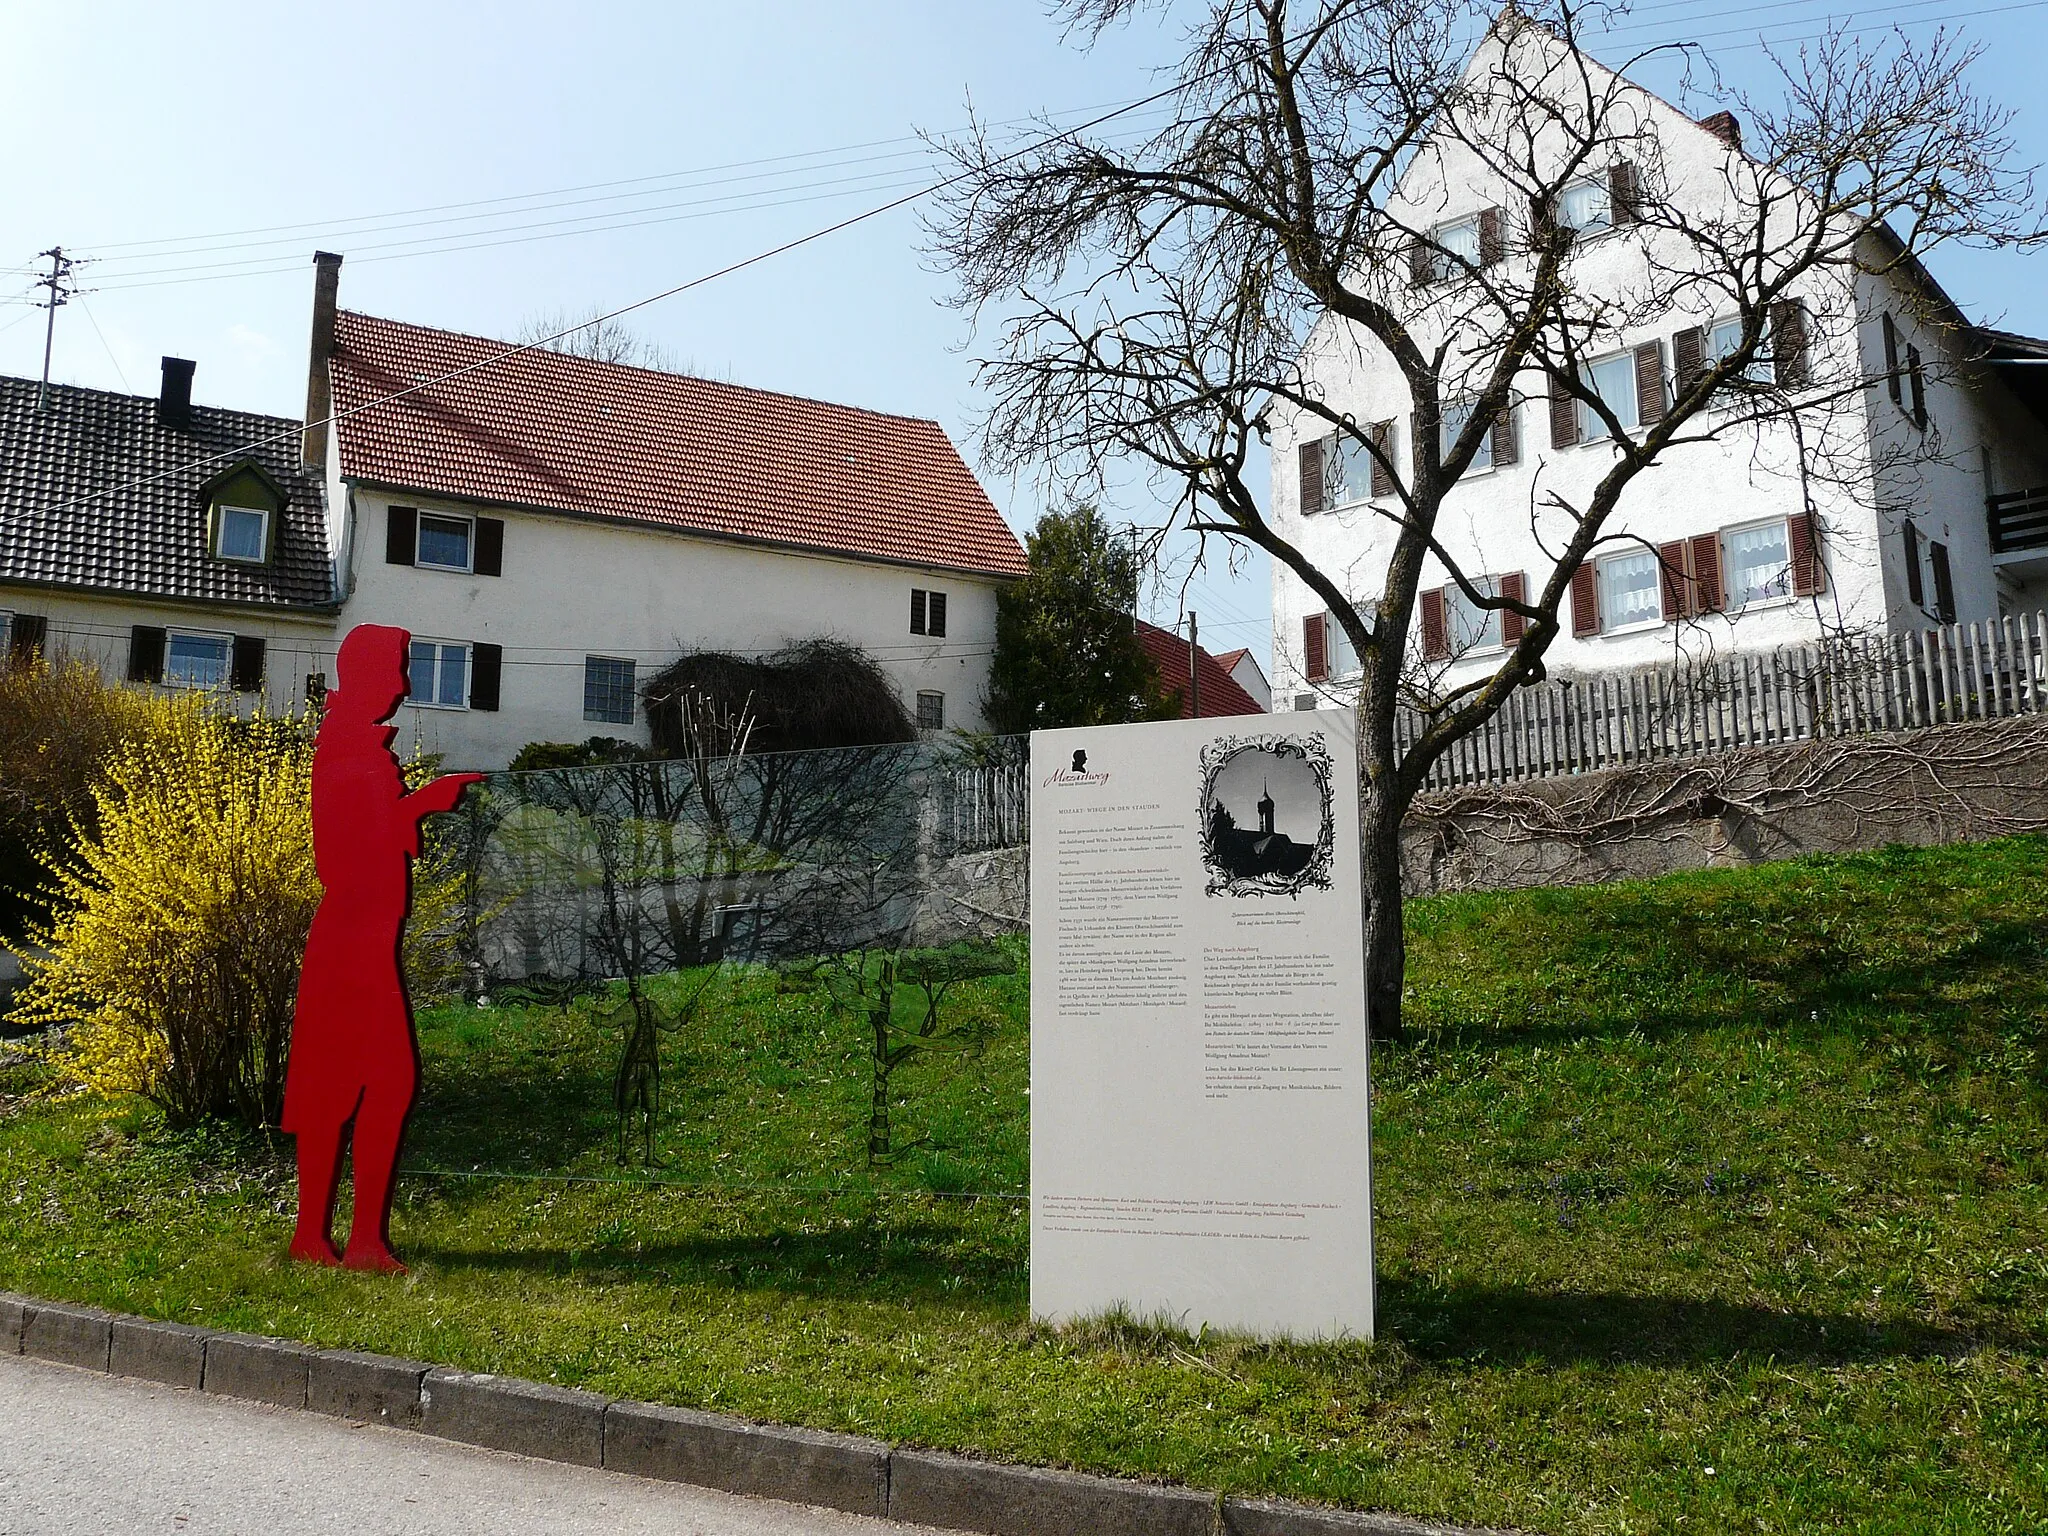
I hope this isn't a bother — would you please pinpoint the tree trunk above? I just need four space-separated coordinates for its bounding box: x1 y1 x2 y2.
1358 767 1407 1041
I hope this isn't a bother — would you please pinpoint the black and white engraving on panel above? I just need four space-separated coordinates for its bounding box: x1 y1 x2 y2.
1198 733 1335 898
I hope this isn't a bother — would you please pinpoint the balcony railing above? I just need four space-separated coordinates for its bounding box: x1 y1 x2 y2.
1989 485 2048 554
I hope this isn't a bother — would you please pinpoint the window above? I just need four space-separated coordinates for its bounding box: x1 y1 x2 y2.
916 690 945 729
1598 550 1663 631
1705 318 1770 385
1581 352 1639 440
583 656 636 725
1416 216 1482 283
415 513 474 572
408 640 469 709
910 588 948 636
1328 430 1392 504
1723 521 1793 609
214 504 269 563
1558 178 1612 234
1293 693 1317 711
1330 614 1360 677
1445 576 1504 651
1441 401 1493 472
165 630 232 689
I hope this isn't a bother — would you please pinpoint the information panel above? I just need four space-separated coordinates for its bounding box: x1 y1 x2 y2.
1029 711 1372 1339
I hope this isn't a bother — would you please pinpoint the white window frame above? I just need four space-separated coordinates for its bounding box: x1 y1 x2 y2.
1441 400 1494 474
582 655 637 725
915 690 946 730
1558 178 1613 235
213 503 270 564
1327 432 1383 508
164 627 234 690
407 638 471 711
1330 609 1362 678
1596 549 1664 634
1704 317 1770 399
1425 215 1481 283
1580 351 1640 441
1720 518 1796 612
1445 575 1505 653
414 511 476 573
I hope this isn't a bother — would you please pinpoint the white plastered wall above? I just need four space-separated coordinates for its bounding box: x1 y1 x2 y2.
332 487 1005 770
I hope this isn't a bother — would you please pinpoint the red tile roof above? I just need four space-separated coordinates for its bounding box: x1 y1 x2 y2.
328 310 1027 578
1135 620 1266 718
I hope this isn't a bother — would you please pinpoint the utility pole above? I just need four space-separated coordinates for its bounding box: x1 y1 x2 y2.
34 247 77 412
1188 610 1200 718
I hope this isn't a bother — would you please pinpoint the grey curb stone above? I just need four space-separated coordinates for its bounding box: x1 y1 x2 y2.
202 1331 311 1408
603 1400 889 1517
109 1317 207 1389
308 1349 431 1428
887 1449 1217 1536
1223 1496 1499 1536
0 1293 29 1354
20 1301 113 1372
421 1369 608 1468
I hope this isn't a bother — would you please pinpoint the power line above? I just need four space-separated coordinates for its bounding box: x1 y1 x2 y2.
6 81 1205 531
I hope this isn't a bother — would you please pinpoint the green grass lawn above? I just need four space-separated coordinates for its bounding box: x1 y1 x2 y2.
2 839 2044 1534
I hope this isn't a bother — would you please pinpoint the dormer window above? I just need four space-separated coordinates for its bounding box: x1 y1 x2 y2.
200 459 286 566
216 505 270 563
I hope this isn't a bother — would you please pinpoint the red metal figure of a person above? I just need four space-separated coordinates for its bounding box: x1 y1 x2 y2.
283 624 483 1272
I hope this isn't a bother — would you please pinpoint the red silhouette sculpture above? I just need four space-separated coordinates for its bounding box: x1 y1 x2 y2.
283 624 482 1272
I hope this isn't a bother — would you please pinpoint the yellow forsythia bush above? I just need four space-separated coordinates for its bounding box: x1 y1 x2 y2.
9 701 471 1129
13 702 319 1127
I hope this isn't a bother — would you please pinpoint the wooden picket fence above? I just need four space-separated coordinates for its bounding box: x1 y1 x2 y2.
1399 610 2048 792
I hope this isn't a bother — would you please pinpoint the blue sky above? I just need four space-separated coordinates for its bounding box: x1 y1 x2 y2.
5 1 2045 678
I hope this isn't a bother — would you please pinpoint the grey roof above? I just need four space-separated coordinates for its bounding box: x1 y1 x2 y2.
0 373 333 610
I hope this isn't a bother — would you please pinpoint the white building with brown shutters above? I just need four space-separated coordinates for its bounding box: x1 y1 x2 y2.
1271 37 2048 711
300 255 1027 769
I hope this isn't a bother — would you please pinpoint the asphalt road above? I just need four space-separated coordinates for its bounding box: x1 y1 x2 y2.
0 1353 941 1536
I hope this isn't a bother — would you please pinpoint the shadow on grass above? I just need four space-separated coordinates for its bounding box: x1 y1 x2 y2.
408 1213 1029 1307
1382 1278 2047 1367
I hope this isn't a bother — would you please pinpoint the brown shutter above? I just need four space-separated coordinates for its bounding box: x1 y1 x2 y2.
1688 532 1724 614
1634 340 1666 425
1303 613 1329 682
1369 420 1395 497
1902 519 1924 607
1420 588 1449 660
1477 206 1504 266
1929 541 1955 622
1907 345 1928 428
1297 438 1326 514
474 516 505 577
1770 300 1810 389
7 613 47 666
1570 562 1599 636
1788 512 1825 597
928 591 948 637
385 505 417 566
1549 370 1579 448
1499 571 1528 643
470 642 503 712
1609 161 1640 224
1490 399 1519 466
1408 234 1432 288
128 626 166 684
910 589 926 635
1529 192 1561 255
1882 313 1902 408
1659 540 1691 621
1672 326 1705 397
230 636 266 693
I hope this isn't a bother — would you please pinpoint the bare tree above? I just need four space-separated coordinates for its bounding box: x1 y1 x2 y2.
516 306 681 370
931 0 2038 1034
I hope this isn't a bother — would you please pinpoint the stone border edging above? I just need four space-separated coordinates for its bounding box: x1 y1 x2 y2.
0 1292 1502 1536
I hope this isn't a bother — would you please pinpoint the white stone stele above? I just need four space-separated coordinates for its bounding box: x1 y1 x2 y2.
1029 710 1372 1341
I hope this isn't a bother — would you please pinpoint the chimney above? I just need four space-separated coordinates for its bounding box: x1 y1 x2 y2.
158 356 196 431
1697 111 1743 151
302 251 343 469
